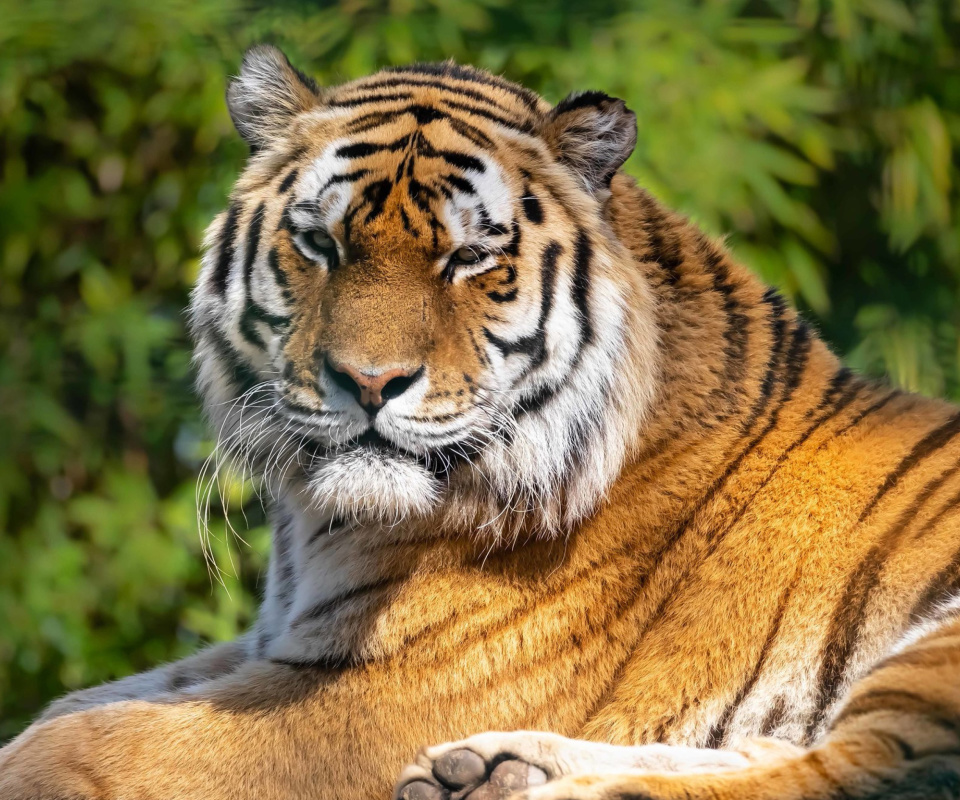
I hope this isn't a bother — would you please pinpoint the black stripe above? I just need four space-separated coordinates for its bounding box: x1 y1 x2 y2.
740 289 790 434
437 97 534 133
354 179 393 225
507 233 598 425
278 168 299 194
244 202 265 273
440 173 475 195
210 203 240 297
280 395 331 418
809 414 960 739
266 247 290 293
201 324 258 395
501 220 522 258
277 199 295 233
328 91 414 107
701 235 750 418
291 578 397 626
436 150 485 173
346 111 397 133
239 202 267 348
910 538 960 623
269 656 354 670
304 516 350 548
638 191 683 281
822 367 854 404
318 169 371 196
478 218 509 237
336 138 412 160
408 104 447 125
336 142 382 159
760 696 788 736
747 370 862 479
407 178 437 212
714 319 812 490
447 116 495 148
273 510 296 609
487 288 517 303
913 482 960 542
241 303 290 342
571 229 594 349
383 62 541 111
483 242 561 367
602 284 773 473
399 205 415 235
827 389 900 442
858 411 960 526
522 193 543 224
705 575 799 747
515 382 561 417
874 730 917 761
697 369 861 596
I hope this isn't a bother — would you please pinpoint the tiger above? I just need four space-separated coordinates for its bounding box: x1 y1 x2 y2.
2 43 960 800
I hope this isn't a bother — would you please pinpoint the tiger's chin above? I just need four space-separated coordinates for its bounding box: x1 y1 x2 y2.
303 446 441 525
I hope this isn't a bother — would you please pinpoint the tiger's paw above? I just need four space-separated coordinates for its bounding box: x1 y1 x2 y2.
394 732 550 800
393 731 751 800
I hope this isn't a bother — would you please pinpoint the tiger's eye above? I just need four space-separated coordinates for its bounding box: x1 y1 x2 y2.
310 230 335 250
454 246 481 263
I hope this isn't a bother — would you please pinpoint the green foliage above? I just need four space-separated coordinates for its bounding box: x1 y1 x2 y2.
0 0 958 742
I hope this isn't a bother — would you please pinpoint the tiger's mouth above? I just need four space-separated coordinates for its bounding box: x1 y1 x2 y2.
351 428 475 479
353 429 403 453
298 424 473 482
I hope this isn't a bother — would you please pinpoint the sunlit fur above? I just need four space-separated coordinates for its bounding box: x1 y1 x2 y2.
4 47 960 800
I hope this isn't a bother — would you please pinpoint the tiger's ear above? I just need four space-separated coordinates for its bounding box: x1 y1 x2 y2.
227 45 321 150
543 91 637 194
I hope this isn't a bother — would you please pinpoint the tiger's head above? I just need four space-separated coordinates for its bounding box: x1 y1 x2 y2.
190 46 660 538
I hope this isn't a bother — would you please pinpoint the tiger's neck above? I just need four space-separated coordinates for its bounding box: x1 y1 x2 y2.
606 173 837 469
253 175 841 667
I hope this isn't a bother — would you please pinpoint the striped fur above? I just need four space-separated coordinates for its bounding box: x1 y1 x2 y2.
2 45 960 800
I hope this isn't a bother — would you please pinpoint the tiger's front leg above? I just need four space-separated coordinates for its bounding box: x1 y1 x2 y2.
38 638 249 722
0 659 315 800
396 617 960 800
0 658 415 800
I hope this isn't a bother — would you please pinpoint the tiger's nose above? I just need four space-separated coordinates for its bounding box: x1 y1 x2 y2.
326 359 423 412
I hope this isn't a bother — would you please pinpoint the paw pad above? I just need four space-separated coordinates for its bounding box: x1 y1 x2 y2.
398 748 548 800
434 749 488 788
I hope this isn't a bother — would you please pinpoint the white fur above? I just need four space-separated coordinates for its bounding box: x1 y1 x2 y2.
305 448 439 525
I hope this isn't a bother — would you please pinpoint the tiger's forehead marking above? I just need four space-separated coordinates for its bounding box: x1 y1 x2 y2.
293 113 518 257
326 63 548 129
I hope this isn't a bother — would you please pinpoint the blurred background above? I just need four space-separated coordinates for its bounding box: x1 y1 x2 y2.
1 0 958 742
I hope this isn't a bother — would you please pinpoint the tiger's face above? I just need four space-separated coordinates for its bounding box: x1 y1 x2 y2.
190 47 658 534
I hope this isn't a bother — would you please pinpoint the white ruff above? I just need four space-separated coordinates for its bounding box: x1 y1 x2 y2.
304 448 440 524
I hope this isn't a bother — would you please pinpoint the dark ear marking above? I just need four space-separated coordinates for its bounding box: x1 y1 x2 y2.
543 90 637 194
226 45 321 150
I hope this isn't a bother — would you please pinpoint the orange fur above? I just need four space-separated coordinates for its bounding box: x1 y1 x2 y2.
2 49 959 800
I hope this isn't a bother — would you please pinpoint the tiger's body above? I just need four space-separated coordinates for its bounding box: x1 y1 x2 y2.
2 46 960 800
